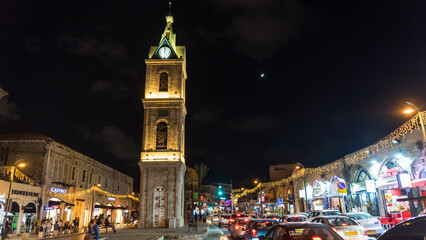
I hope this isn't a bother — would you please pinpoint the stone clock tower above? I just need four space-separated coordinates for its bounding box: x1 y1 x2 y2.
139 5 187 228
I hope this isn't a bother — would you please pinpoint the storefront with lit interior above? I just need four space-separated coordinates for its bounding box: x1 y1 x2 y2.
350 168 380 216
44 186 75 224
307 176 347 213
0 180 40 235
376 153 426 220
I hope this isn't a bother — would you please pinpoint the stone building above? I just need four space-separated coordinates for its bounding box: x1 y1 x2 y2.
0 133 135 229
139 6 186 228
269 164 298 182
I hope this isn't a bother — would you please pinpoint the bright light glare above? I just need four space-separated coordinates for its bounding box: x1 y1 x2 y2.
17 163 26 168
295 165 301 170
395 153 404 159
403 108 415 114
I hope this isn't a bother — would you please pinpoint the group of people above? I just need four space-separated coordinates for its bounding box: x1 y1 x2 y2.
40 217 80 237
85 214 116 240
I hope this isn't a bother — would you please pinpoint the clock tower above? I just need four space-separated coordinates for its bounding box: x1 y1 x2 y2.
139 4 187 228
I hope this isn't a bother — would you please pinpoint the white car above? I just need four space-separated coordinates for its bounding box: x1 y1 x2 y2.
229 217 250 239
307 210 341 221
219 214 231 227
311 216 368 240
281 214 308 223
212 215 220 224
342 212 383 238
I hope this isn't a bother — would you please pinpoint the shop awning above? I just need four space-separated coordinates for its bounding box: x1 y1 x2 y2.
61 201 75 207
48 200 61 206
116 206 127 210
94 204 109 209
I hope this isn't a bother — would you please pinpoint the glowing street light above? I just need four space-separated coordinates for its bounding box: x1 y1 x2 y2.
254 180 259 185
404 101 426 143
294 163 309 212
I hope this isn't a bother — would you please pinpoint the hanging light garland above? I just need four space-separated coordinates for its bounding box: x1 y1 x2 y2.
0 166 36 185
46 186 139 201
236 112 425 199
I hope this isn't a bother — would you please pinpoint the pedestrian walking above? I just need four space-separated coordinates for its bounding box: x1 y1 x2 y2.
53 221 59 236
58 219 63 234
84 220 96 240
104 215 116 233
94 215 102 240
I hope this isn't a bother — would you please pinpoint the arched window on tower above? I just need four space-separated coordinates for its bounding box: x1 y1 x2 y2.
156 122 168 149
159 73 168 92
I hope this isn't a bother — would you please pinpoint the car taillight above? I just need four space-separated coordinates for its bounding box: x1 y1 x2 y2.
221 217 224 219
363 227 367 236
332 228 337 232
230 218 235 222
312 237 322 240
244 218 249 222
251 229 258 237
235 226 239 230
273 217 277 220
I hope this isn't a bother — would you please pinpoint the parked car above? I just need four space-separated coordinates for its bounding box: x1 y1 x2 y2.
261 222 344 240
307 210 341 221
230 217 251 239
311 216 367 240
219 214 231 227
377 215 426 240
242 219 279 240
341 212 383 237
230 213 248 226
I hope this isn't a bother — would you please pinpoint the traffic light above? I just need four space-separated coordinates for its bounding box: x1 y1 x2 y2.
218 186 223 196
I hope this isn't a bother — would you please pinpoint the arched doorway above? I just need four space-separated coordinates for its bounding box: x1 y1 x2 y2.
153 186 166 227
21 203 36 233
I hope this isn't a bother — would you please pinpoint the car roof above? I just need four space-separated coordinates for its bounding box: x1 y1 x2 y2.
252 219 279 222
278 222 327 227
378 216 426 239
313 216 351 219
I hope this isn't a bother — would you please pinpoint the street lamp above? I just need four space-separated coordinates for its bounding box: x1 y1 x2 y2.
404 101 426 142
2 160 26 240
294 163 309 212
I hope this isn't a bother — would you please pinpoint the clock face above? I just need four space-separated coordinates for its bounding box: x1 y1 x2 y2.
158 46 171 59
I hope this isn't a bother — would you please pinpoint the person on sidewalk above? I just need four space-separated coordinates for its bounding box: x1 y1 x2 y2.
58 219 63 235
84 220 96 240
94 215 102 240
53 221 59 236
104 215 116 233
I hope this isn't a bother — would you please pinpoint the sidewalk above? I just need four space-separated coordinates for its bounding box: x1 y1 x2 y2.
96 223 209 240
6 225 135 240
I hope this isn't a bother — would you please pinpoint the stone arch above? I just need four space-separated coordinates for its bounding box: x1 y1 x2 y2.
159 72 169 92
156 121 168 150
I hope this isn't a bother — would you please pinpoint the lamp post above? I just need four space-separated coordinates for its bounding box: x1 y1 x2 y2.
254 179 265 216
404 101 426 142
294 163 308 212
1 160 26 240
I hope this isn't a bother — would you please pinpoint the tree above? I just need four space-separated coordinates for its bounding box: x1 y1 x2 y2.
194 163 209 193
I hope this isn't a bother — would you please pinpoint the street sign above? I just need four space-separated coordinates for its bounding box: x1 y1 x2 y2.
277 199 283 204
338 189 347 193
337 182 346 189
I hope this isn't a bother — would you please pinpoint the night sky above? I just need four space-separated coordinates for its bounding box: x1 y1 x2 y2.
0 1 425 190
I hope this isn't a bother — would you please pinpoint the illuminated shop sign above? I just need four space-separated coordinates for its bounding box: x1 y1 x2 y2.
50 188 67 194
108 197 116 201
398 173 412 188
11 190 39 197
366 180 376 193
44 206 54 210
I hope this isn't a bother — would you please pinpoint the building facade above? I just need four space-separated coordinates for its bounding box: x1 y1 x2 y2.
139 7 187 228
0 133 135 231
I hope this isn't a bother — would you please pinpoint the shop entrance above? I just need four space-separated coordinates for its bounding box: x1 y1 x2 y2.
21 203 36 233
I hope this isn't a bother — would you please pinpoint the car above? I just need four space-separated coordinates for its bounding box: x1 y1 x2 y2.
230 217 251 239
281 214 308 223
311 216 367 240
242 219 279 240
307 210 341 221
219 214 231 227
230 213 248 226
261 222 344 240
377 215 426 240
341 212 383 237
212 215 220 224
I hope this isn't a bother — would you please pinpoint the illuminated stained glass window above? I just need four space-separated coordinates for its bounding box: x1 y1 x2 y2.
159 73 168 92
357 169 371 182
156 122 168 149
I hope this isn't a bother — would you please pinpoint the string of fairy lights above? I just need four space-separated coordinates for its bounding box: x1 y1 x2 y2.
236 111 426 199
47 186 139 202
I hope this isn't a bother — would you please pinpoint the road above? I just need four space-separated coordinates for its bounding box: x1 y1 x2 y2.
208 223 232 240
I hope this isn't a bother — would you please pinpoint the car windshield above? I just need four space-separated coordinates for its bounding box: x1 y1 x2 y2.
328 217 357 226
281 226 341 240
323 211 340 216
255 221 277 230
347 213 373 220
286 216 307 222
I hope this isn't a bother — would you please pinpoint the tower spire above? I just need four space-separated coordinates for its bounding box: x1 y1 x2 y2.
168 2 172 16
160 2 176 49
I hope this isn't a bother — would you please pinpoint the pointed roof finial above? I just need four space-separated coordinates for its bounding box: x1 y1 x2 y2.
168 2 172 16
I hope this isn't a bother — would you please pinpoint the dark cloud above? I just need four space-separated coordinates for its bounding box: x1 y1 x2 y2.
192 105 227 123
202 0 313 59
0 98 20 121
59 34 128 64
90 80 129 99
25 37 43 54
94 126 138 160
233 114 281 132
77 126 91 140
